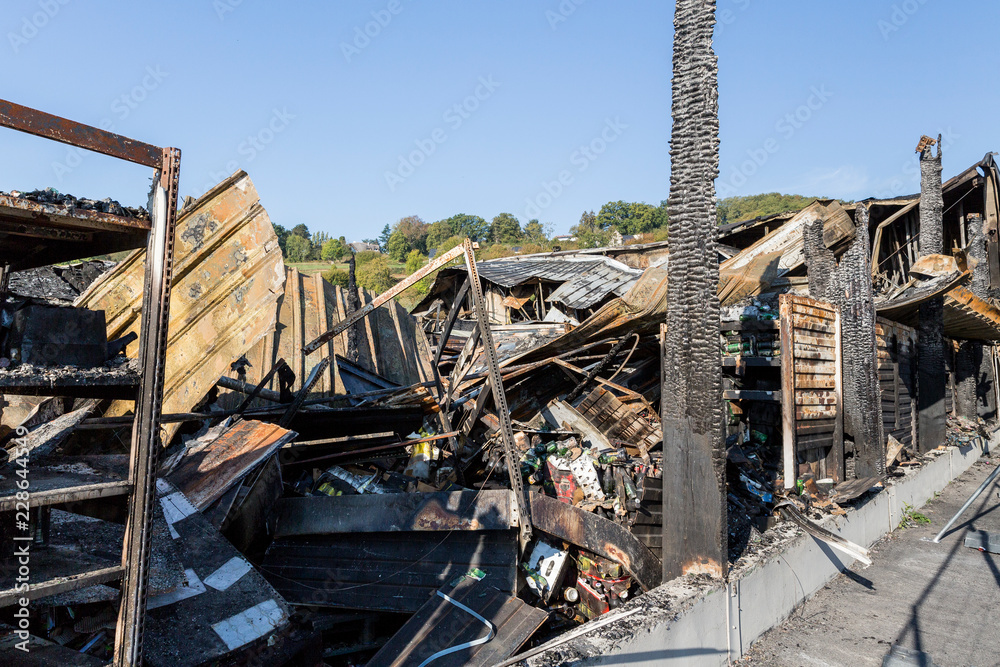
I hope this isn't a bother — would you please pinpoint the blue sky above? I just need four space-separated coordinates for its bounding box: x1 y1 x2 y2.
2 0 997 240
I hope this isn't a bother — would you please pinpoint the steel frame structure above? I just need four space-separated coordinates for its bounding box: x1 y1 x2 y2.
0 98 180 666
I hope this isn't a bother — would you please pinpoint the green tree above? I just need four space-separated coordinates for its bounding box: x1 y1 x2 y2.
377 224 392 252
290 223 311 241
572 210 601 235
356 256 396 294
323 267 349 288
716 193 822 225
490 213 523 244
354 250 381 267
285 234 311 262
404 249 431 295
426 219 455 250
393 215 429 254
272 223 290 255
321 238 348 261
523 219 546 243
387 230 412 262
436 235 465 256
443 213 489 242
597 201 658 235
405 249 426 274
481 244 514 260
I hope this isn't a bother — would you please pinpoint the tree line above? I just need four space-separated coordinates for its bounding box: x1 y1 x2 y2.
273 191 824 298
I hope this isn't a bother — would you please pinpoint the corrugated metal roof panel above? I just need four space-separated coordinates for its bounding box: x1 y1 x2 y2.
475 257 642 310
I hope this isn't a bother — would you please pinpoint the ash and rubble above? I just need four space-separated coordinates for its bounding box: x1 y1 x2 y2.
1 187 149 220
2 152 1000 665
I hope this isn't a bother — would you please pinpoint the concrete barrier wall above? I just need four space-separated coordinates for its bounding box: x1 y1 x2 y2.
526 438 989 666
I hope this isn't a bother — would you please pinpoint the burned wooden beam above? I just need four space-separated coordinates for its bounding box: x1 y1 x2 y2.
529 493 661 592
273 491 514 537
918 136 947 453
367 574 547 667
661 0 727 582
804 204 883 478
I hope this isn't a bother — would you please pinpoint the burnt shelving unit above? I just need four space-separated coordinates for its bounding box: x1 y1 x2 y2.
0 99 180 666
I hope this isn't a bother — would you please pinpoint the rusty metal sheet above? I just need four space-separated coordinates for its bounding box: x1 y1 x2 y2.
76 172 285 442
0 98 162 168
167 419 296 510
528 493 661 591
274 491 513 537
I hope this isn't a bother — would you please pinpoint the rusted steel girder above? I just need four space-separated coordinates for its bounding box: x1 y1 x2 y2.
115 147 182 666
302 244 467 356
463 239 532 546
0 98 162 168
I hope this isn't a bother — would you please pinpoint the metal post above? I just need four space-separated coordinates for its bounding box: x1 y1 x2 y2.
114 148 181 666
932 462 1000 543
462 239 532 547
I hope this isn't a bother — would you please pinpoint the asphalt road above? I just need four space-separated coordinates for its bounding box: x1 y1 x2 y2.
738 457 1000 667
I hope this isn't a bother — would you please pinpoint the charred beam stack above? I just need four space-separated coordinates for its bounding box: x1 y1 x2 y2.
917 136 947 453
804 205 884 478
661 0 727 581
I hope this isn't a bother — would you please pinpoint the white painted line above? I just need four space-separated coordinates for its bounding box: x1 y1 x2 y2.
211 599 287 651
203 557 253 592
159 491 198 527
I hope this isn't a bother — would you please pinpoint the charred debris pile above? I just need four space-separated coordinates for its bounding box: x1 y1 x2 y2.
2 149 1000 665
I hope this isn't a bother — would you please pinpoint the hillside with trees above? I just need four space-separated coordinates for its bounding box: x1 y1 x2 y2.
274 192 824 307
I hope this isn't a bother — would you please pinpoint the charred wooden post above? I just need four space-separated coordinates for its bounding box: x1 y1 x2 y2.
804 205 884 478
917 136 947 453
965 213 998 422
346 253 361 363
661 0 726 581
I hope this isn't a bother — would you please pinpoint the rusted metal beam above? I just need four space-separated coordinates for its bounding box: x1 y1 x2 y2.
463 239 532 546
115 147 181 667
0 98 163 168
302 244 467 356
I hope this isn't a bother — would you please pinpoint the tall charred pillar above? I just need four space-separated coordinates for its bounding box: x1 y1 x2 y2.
346 254 361 363
917 136 946 453
804 205 884 478
661 0 726 581
964 212 998 422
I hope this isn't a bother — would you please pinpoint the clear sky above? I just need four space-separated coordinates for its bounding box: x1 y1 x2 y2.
2 1 998 240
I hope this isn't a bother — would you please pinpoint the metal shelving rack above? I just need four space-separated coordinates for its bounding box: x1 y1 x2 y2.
0 99 180 666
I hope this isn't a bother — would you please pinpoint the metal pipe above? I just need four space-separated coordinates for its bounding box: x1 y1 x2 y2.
932 462 1000 543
